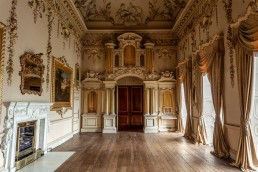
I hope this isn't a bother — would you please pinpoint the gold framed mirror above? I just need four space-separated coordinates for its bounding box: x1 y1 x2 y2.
19 52 45 96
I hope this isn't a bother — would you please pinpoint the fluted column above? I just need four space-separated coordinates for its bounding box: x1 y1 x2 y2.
84 90 88 113
111 88 115 115
146 88 150 115
154 88 159 115
105 88 110 115
105 43 115 74
97 89 102 114
144 43 154 74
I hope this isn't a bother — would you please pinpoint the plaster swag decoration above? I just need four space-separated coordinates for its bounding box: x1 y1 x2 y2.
6 0 18 86
46 8 54 91
28 0 46 24
223 0 235 88
192 34 229 157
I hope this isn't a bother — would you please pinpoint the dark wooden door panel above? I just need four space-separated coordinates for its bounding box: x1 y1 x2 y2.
118 87 129 112
118 86 143 131
131 87 142 112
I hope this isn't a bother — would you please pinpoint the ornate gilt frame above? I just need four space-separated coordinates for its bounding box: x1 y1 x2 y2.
19 52 45 96
51 57 73 110
0 22 6 120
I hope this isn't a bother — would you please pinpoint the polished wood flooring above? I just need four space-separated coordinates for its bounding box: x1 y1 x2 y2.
53 132 240 172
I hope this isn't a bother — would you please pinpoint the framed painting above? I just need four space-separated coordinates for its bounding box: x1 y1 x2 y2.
74 63 80 89
51 57 73 109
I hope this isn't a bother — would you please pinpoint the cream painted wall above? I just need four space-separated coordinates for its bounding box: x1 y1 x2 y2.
177 0 252 159
0 0 81 168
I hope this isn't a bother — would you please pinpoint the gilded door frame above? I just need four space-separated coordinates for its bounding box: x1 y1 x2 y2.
0 22 6 119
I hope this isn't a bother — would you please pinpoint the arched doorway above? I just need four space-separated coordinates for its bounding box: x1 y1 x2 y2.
117 76 144 131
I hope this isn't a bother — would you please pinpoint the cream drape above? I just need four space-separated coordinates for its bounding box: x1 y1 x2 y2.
194 37 229 156
177 80 184 132
231 15 258 170
207 47 229 158
194 61 207 144
183 61 193 138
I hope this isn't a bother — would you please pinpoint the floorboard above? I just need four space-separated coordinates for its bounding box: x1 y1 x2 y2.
53 132 240 172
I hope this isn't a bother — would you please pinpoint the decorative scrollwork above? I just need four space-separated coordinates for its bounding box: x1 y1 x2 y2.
6 0 18 86
28 0 46 24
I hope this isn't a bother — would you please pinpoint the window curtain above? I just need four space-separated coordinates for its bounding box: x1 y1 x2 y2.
195 37 229 156
231 15 258 171
182 61 193 138
176 80 184 132
194 60 207 144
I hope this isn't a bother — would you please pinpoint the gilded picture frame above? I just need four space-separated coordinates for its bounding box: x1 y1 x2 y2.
0 22 6 120
51 57 73 110
74 63 80 89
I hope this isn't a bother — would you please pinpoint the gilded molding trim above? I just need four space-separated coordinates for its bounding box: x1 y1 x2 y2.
46 8 54 91
0 22 6 122
28 0 46 24
6 0 18 86
223 0 235 87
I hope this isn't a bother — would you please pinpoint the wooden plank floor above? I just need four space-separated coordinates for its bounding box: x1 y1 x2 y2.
53 132 240 172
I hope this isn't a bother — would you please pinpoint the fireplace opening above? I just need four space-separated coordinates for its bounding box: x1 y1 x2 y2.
15 121 43 170
16 121 36 161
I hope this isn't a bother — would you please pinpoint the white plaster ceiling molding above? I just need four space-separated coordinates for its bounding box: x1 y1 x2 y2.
74 0 188 30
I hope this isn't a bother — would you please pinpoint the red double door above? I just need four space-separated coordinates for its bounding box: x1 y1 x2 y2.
118 86 143 131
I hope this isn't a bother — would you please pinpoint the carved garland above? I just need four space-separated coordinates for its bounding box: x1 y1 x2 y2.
28 0 46 24
223 0 235 87
46 8 54 91
0 23 6 122
6 0 18 86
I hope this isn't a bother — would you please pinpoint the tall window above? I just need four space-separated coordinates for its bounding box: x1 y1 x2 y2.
251 55 258 157
181 84 187 129
140 54 145 67
115 54 119 67
203 74 215 145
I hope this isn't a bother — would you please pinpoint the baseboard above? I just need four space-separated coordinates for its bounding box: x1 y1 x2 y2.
81 128 102 133
47 132 73 149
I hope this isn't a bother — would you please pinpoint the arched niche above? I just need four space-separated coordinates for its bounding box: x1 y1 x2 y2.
88 91 97 113
124 45 136 67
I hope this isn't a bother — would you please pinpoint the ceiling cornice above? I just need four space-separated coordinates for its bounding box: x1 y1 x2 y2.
172 0 218 41
44 0 87 39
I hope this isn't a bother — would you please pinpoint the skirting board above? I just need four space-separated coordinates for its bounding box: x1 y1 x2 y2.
47 132 73 149
81 128 102 133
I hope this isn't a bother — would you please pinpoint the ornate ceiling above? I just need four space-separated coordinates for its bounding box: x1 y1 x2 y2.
74 0 189 30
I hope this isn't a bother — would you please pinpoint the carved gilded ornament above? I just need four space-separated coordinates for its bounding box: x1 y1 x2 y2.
19 52 45 96
223 0 235 88
46 8 55 91
28 0 46 24
6 0 18 86
0 23 6 124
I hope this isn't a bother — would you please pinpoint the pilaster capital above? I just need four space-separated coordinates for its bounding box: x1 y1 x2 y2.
103 81 117 89
105 43 116 49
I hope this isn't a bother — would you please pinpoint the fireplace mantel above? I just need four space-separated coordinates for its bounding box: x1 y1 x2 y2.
0 102 52 172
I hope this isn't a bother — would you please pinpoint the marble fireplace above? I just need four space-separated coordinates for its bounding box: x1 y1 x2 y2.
0 102 52 172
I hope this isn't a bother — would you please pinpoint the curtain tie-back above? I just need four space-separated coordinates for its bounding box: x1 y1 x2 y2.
241 118 251 137
198 116 204 124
